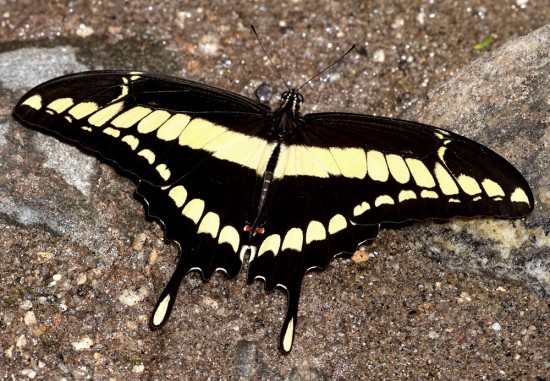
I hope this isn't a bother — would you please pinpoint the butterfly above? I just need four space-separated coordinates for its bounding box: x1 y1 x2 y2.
13 68 533 353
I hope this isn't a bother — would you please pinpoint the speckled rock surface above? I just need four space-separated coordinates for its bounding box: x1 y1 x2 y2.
0 1 549 380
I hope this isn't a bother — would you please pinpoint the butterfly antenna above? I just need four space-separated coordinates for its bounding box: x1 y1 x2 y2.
251 25 290 91
296 44 355 91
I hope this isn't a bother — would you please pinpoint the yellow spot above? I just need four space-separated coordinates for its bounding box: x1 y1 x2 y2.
367 150 389 182
211 132 271 174
258 234 281 257
178 118 223 148
398 190 417 202
434 162 459 195
434 132 445 139
482 179 505 197
473 196 482 201
282 318 294 353
328 214 347 234
218 226 240 253
510 187 530 204
197 212 221 238
181 198 205 224
88 101 124 127
280 145 330 178
47 97 74 113
111 85 129 103
306 147 341 176
102 127 120 138
353 201 371 217
330 147 367 179
121 135 139 150
168 185 187 207
152 295 170 327
375 195 394 207
386 154 410 184
281 228 304 252
21 94 42 110
437 146 447 164
69 102 99 120
406 158 436 188
137 110 172 134
457 175 482 195
157 113 191 141
138 149 156 164
81 126 92 132
305 220 326 244
111 106 152 128
449 198 461 203
421 190 439 199
155 164 171 181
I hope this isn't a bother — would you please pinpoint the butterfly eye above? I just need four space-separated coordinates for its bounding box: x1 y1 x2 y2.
281 91 289 100
296 92 304 104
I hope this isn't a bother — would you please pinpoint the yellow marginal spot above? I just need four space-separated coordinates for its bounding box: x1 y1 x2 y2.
157 113 191 141
69 102 99 120
47 97 74 113
482 179 505 197
405 158 436 188
121 135 139 150
282 318 294 353
137 110 172 134
81 126 92 132
178 117 223 148
88 101 124 127
21 94 42 110
328 214 347 235
375 195 395 207
138 149 156 165
281 228 304 252
398 190 417 202
457 175 482 195
421 190 439 199
329 147 367 179
510 187 530 204
155 164 171 181
111 106 152 128
434 162 459 195
434 132 445 140
305 220 326 244
152 294 170 327
449 198 461 203
258 234 281 257
473 196 482 201
102 127 120 138
367 150 389 182
197 212 221 238
168 185 187 207
386 154 410 184
218 225 240 253
353 201 371 217
181 198 205 225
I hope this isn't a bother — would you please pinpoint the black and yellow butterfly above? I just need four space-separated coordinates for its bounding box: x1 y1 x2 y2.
13 70 533 353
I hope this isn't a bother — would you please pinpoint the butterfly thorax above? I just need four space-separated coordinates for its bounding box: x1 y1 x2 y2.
268 89 304 143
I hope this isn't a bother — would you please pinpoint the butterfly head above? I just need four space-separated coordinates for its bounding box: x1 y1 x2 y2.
280 89 304 116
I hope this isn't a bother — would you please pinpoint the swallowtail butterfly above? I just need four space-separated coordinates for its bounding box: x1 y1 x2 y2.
13 68 533 353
